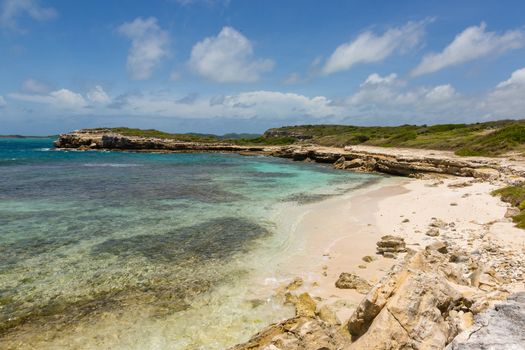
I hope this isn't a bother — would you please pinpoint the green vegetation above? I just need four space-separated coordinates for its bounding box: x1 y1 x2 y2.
92 127 290 145
94 119 525 155
265 119 525 156
96 127 220 142
492 184 525 229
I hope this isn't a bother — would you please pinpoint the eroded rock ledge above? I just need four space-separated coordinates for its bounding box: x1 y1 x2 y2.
231 241 524 350
54 130 525 182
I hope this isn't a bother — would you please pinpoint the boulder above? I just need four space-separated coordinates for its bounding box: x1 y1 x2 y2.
376 235 407 256
335 273 372 294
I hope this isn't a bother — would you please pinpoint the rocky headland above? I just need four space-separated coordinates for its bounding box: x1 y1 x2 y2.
54 129 525 349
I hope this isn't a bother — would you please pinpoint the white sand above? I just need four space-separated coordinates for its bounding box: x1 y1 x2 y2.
269 175 525 323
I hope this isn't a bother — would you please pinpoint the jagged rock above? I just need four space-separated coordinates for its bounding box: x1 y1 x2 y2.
345 249 470 349
446 292 525 349
286 292 317 318
335 273 372 294
376 235 407 256
229 316 347 350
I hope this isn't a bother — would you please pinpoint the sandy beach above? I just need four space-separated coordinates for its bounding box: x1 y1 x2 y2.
266 174 525 326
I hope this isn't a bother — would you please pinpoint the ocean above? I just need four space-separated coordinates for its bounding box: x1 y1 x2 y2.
0 138 379 349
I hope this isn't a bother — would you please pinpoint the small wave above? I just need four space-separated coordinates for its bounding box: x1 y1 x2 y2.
83 163 142 168
35 148 52 151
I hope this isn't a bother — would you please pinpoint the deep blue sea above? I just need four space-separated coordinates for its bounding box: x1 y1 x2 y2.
0 138 378 349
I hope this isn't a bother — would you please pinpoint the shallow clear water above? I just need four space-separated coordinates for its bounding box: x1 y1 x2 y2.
0 138 378 349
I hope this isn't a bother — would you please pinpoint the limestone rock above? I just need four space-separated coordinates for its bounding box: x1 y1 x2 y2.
286 292 317 318
335 273 372 294
229 316 347 350
346 249 468 349
446 292 525 349
376 235 407 256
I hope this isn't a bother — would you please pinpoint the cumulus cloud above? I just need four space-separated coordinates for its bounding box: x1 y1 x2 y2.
496 67 525 88
322 20 427 75
412 23 525 76
343 73 467 124
189 26 274 83
0 0 56 30
483 67 525 118
118 17 169 80
87 85 110 104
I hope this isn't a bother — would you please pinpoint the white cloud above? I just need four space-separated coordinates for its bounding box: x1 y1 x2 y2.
425 84 457 101
189 26 274 83
22 78 51 94
322 20 427 75
118 17 169 80
361 73 399 86
87 85 110 104
496 67 525 88
0 0 56 30
0 95 6 107
9 88 86 108
412 23 525 76
483 67 525 118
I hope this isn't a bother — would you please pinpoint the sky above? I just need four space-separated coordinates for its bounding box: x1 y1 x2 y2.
1 0 525 135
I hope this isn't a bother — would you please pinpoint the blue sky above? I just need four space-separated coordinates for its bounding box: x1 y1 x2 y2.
1 0 525 135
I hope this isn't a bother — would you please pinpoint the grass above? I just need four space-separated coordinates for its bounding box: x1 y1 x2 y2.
90 127 292 145
492 184 525 229
264 119 525 156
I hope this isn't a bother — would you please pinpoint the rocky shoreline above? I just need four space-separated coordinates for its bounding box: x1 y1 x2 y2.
53 129 525 349
55 129 525 183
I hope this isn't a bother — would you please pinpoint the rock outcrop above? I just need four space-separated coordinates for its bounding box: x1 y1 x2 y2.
54 130 525 182
53 129 270 153
445 292 525 350
229 316 346 350
346 247 474 349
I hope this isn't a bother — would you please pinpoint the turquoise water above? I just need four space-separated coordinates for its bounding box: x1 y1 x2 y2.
0 138 378 349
